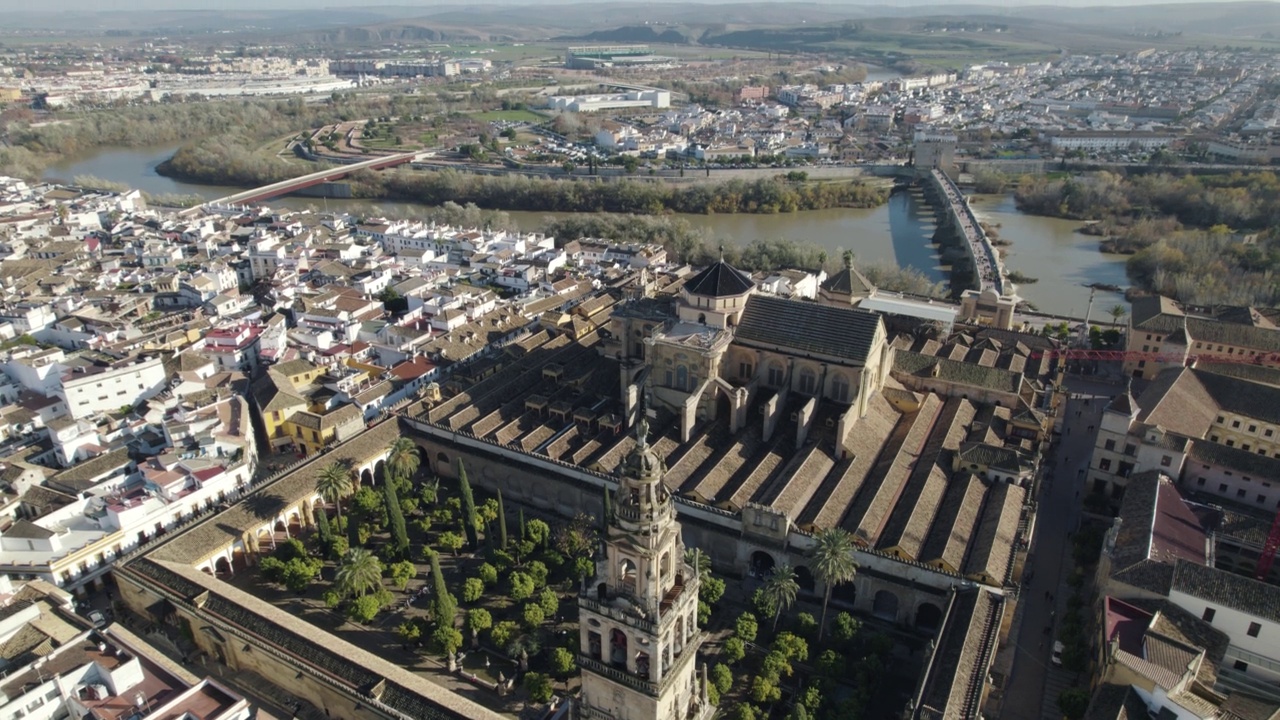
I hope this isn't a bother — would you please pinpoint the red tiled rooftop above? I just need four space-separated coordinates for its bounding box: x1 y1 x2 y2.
151 680 242 720
191 466 226 483
1104 596 1153 655
390 357 436 380
1152 481 1209 566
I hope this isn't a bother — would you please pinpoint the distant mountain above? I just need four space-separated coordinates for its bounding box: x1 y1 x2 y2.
7 2 1280 41
554 26 695 44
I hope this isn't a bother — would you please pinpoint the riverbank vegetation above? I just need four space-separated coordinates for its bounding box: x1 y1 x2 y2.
1014 171 1280 306
375 169 889 215
0 93 451 179
538 212 946 296
159 147 890 215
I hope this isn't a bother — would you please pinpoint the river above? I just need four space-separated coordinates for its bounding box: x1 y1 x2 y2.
43 143 1130 316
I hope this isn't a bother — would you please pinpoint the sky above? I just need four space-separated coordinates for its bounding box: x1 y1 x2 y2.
0 0 1262 11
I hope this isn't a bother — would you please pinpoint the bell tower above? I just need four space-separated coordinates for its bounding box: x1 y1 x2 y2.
576 419 714 720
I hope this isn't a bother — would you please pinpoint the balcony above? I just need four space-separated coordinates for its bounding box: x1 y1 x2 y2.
578 593 656 634
579 655 657 696
659 575 685 617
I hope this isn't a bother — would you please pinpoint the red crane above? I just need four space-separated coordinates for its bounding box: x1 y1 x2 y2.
1257 511 1280 581
1030 348 1280 366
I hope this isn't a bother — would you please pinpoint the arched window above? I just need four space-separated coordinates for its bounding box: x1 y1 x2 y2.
620 559 637 594
698 313 706 325
767 363 786 387
675 365 689 391
832 373 851 403
799 367 818 395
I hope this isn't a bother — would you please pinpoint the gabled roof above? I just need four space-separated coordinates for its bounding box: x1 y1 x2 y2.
735 295 881 365
1171 559 1280 624
820 265 875 297
1107 471 1208 595
1135 367 1218 438
682 260 754 298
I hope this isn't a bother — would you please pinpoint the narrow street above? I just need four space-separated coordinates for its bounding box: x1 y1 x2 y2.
1001 374 1121 720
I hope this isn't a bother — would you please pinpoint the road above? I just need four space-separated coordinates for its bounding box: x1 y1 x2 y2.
1001 375 1121 720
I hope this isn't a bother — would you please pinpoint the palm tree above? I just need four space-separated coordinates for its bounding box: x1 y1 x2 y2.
316 462 354 525
335 548 383 598
761 563 800 631
809 527 859 642
387 437 421 483
1108 304 1127 326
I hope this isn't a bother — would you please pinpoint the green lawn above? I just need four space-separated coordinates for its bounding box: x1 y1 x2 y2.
470 109 547 123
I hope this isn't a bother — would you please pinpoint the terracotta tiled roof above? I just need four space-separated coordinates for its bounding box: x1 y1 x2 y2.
1171 559 1280 624
916 587 1004 720
736 294 881 364
1107 472 1208 595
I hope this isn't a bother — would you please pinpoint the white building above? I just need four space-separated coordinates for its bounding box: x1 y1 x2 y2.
59 357 167 420
1168 560 1280 690
546 90 670 113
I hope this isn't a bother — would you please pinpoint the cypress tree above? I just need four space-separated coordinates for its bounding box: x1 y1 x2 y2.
347 504 362 549
497 488 508 549
519 507 526 542
384 468 409 558
457 459 479 550
429 549 456 628
316 505 332 542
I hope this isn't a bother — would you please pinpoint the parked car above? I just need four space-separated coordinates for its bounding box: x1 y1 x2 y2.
88 610 107 628
1051 641 1064 666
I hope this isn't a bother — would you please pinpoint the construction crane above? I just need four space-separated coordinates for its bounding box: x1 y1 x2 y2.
1258 511 1280 581
1029 348 1280 366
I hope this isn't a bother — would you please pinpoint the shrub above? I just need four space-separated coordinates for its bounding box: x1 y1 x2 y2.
771 632 808 663
735 612 758 643
478 562 499 586
509 571 535 601
793 613 816 638
711 663 733 694
550 646 575 676
467 608 493 637
491 620 519 649
322 589 342 609
701 575 726 605
432 626 464 656
538 587 559 617
522 603 546 630
524 672 554 703
437 531 465 556
526 560 549 590
388 560 415 590
397 620 421 644
750 675 781 704
831 611 861 644
462 577 485 603
1059 689 1090 720
572 556 596 582
347 594 382 624
722 637 746 664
